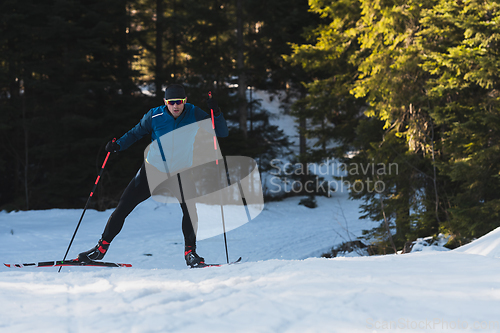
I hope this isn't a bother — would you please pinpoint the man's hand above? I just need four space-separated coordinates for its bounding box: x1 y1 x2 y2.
207 96 221 117
105 140 121 153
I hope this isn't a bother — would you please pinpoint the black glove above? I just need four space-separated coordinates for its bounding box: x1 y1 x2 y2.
207 97 221 117
105 140 121 153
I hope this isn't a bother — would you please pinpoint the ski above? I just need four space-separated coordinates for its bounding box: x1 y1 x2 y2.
191 256 242 268
4 258 132 268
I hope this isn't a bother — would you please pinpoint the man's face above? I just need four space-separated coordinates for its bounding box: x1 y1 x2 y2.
164 98 187 119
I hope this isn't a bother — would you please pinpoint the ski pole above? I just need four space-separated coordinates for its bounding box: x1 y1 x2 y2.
209 92 229 263
209 92 219 166
58 138 116 272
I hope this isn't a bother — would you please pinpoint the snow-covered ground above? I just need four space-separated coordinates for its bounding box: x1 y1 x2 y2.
1 90 500 332
1 200 500 333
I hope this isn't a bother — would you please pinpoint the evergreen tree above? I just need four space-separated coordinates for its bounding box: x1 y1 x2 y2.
0 0 147 210
286 0 365 160
288 0 500 249
418 0 500 242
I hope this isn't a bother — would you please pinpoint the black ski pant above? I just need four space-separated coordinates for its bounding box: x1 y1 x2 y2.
101 162 198 247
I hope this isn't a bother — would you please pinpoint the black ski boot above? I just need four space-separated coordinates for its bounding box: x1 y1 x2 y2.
77 239 110 263
185 245 205 267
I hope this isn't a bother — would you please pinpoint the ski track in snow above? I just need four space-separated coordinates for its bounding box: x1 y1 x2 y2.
1 253 500 332
2 90 500 332
2 197 500 333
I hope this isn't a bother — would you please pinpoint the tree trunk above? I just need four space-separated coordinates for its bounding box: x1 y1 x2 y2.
237 0 247 138
22 95 29 210
155 0 164 96
118 2 131 95
299 117 306 157
214 0 220 90
380 194 398 254
299 88 307 157
172 0 177 81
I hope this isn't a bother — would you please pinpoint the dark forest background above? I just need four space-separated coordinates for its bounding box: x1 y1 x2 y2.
0 0 313 209
2 0 500 251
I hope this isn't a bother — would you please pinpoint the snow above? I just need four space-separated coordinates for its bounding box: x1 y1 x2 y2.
1 90 500 332
454 227 500 259
402 235 451 254
2 221 500 333
2 195 500 333
252 89 301 150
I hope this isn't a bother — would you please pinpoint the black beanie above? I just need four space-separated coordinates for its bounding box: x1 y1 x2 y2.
164 84 186 99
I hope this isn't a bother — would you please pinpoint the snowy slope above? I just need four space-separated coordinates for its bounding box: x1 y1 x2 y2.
2 204 500 333
454 227 500 259
2 236 500 332
1 90 500 332
0 194 373 271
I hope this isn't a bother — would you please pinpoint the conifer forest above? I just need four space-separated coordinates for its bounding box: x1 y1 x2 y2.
2 0 500 251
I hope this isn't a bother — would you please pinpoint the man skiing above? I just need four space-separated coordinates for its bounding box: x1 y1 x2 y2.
77 84 229 267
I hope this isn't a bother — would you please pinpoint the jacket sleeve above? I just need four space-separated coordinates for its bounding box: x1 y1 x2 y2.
116 109 153 151
194 107 229 138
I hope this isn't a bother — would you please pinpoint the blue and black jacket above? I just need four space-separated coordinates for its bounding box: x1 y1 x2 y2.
117 103 228 150
116 103 228 172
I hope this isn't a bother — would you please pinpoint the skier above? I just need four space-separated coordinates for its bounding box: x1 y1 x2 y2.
77 84 229 267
